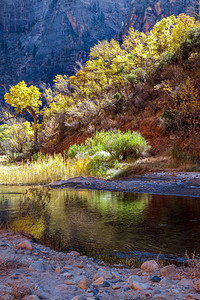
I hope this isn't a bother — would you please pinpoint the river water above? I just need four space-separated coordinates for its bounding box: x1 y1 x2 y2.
0 185 200 264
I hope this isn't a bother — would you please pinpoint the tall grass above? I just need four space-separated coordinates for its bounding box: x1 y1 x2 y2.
0 154 97 185
0 154 68 185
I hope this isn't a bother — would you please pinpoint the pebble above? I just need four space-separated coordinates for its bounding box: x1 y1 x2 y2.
78 278 91 290
93 277 105 285
29 261 45 272
127 275 142 283
64 280 76 285
141 260 159 272
55 284 68 290
70 251 81 256
151 275 162 283
160 264 178 278
17 240 33 251
129 281 149 290
63 265 74 270
55 266 61 273
0 232 199 300
112 284 121 290
101 280 111 287
62 272 73 278
111 271 121 280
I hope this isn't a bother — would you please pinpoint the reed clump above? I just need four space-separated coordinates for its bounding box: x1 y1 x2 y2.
0 154 68 185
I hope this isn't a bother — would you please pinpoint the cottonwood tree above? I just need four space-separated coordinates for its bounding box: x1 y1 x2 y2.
4 81 42 147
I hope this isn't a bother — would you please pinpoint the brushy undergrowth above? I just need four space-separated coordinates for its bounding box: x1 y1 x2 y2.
0 154 68 185
67 130 150 177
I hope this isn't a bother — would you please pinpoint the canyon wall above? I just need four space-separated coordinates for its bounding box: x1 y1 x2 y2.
0 0 199 101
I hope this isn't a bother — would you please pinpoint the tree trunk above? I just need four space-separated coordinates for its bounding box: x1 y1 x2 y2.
28 107 38 147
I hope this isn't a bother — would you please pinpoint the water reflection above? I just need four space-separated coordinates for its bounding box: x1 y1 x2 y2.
0 186 200 263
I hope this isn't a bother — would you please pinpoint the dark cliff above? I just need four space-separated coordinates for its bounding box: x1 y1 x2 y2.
125 0 199 33
0 0 199 101
0 0 131 100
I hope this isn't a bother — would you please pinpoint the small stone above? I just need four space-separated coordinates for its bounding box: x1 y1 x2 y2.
55 266 61 273
92 288 99 295
101 280 110 287
74 275 87 283
78 277 91 290
63 265 73 270
141 260 159 273
17 240 33 251
55 284 68 290
77 264 84 269
151 275 162 283
62 272 73 278
159 278 173 287
93 269 112 280
127 275 142 283
70 251 80 256
160 264 178 278
111 271 121 280
93 277 105 285
64 280 76 285
112 284 121 290
129 281 149 290
29 261 45 272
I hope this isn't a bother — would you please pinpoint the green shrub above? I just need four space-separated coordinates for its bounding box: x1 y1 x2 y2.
67 130 150 177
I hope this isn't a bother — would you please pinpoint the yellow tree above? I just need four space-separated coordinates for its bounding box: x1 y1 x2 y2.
4 81 42 146
170 13 200 51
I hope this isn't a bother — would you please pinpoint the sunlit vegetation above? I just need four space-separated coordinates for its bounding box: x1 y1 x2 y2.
67 130 150 177
0 13 200 181
0 154 67 185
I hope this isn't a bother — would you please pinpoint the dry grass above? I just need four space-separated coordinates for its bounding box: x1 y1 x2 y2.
0 154 93 185
181 251 200 278
0 154 68 185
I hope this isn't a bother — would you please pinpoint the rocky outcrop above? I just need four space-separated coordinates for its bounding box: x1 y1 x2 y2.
0 0 199 103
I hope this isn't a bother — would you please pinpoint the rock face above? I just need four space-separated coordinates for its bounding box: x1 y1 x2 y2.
0 0 131 100
124 0 199 34
0 0 199 102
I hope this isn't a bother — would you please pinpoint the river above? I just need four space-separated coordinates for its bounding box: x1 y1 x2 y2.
0 185 200 264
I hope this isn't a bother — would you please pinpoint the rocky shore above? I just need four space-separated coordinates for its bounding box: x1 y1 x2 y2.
50 172 200 197
0 231 200 300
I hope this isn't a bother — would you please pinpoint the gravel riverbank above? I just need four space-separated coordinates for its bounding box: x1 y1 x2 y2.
50 172 200 197
0 231 200 299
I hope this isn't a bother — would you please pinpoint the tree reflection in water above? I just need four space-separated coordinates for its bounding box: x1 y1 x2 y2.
0 186 200 264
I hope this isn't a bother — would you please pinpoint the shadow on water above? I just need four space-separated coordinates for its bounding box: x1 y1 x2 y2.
0 186 200 265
